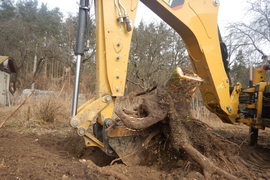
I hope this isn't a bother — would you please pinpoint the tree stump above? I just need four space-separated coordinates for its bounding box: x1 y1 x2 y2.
115 67 248 179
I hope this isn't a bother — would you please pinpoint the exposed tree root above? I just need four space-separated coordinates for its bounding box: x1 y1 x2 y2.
115 94 167 130
80 159 129 180
181 143 238 180
166 91 238 180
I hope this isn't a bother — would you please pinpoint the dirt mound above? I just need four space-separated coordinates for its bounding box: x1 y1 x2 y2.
0 128 181 180
1 122 270 180
0 129 109 180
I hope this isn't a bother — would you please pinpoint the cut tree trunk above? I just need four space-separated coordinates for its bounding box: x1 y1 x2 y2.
163 67 203 101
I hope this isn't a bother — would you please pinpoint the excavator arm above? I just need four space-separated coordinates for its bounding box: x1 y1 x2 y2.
69 0 269 160
140 0 240 124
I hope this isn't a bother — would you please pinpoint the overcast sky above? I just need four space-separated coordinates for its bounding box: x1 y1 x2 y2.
135 0 247 32
40 0 247 33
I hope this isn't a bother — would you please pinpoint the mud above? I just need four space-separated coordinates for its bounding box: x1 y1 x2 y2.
1 121 270 180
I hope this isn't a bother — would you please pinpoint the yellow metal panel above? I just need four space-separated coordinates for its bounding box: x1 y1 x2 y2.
253 68 266 85
95 0 111 98
77 97 96 114
102 0 138 96
141 0 234 123
95 0 115 124
245 104 255 109
0 56 9 64
242 88 255 93
83 132 104 149
95 0 139 124
70 96 111 130
189 0 216 38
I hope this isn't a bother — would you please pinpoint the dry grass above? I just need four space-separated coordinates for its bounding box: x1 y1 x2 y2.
0 87 255 136
190 107 225 127
190 91 231 128
0 82 94 131
190 103 252 135
35 94 70 123
0 94 70 128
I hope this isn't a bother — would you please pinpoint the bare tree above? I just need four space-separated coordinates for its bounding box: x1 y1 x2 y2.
227 0 270 61
126 21 189 92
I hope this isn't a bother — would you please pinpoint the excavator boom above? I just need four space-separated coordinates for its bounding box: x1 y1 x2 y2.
69 0 270 161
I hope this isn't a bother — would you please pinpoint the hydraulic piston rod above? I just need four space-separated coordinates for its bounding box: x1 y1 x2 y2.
72 55 82 117
71 0 89 117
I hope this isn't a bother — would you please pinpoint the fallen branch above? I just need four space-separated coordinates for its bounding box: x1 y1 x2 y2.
0 90 34 128
80 159 129 180
56 81 66 100
239 132 253 148
110 149 139 166
135 82 158 96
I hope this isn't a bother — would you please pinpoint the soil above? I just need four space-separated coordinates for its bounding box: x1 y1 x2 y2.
1 90 270 180
1 118 270 180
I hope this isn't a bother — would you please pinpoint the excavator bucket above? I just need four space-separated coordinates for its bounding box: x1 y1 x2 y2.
96 93 161 166
103 121 161 166
93 118 159 166
106 125 151 166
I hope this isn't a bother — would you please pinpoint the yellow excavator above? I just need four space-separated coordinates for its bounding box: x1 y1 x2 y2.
69 0 270 163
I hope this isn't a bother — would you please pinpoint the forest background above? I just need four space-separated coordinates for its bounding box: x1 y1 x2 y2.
1 0 270 99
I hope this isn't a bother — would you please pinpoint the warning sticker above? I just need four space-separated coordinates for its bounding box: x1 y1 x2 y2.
162 0 185 11
217 83 224 91
119 24 124 34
